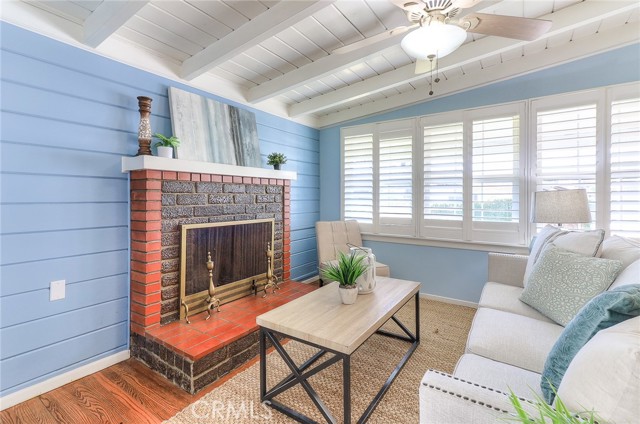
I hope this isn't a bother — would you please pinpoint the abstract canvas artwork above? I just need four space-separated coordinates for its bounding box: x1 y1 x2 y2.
168 87 261 167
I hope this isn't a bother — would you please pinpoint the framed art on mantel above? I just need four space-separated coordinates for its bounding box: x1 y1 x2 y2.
168 87 261 167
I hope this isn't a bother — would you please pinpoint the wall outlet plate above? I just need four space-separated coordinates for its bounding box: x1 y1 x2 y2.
50 280 65 301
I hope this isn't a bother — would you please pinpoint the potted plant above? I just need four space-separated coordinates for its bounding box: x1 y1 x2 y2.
267 152 287 170
321 251 368 305
153 133 180 158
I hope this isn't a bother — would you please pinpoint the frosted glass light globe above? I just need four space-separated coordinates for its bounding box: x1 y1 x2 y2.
401 22 467 59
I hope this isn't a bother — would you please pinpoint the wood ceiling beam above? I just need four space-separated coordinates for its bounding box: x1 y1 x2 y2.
83 0 149 48
246 0 498 103
181 0 336 81
291 0 640 117
317 22 640 128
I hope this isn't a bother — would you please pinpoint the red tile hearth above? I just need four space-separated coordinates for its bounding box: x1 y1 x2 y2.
146 281 316 361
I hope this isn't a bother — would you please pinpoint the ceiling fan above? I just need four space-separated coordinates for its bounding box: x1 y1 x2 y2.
334 0 552 74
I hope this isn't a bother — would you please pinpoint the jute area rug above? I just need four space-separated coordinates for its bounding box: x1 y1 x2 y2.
165 298 476 424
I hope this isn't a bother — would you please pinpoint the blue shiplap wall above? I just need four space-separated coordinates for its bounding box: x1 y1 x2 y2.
0 22 319 397
319 43 640 303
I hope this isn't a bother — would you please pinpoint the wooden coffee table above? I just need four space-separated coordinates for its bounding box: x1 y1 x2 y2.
257 277 420 424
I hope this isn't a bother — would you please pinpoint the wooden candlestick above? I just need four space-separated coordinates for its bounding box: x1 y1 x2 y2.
136 96 153 156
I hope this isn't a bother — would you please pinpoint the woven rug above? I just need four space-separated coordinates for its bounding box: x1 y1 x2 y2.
165 298 476 424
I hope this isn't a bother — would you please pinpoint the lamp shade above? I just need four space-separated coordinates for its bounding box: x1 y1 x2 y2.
401 22 467 59
532 189 592 225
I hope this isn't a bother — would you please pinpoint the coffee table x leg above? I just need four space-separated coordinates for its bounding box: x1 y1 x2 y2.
259 292 420 424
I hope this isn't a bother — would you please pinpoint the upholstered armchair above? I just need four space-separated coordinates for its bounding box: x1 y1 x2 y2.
315 220 390 286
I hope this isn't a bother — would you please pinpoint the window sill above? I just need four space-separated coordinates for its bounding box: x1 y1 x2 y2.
360 233 530 255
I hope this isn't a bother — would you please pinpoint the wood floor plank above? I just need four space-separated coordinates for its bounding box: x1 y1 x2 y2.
100 362 187 420
0 396 55 424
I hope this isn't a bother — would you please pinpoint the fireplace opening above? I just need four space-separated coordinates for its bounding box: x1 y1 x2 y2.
179 218 275 321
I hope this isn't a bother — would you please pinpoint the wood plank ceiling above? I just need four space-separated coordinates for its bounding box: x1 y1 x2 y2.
3 0 639 128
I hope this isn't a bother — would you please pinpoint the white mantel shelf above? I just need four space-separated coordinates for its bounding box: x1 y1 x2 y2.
122 155 297 181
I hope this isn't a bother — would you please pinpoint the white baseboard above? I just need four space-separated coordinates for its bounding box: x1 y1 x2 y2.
0 350 130 411
419 292 478 309
299 274 320 284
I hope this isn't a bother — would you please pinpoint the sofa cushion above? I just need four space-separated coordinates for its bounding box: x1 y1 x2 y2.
601 235 640 270
520 245 623 326
557 316 640 424
479 282 554 323
524 226 605 285
541 284 640 404
454 353 542 398
466 308 563 373
610 258 640 291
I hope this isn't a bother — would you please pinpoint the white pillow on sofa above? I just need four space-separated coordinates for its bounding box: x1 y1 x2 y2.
557 316 640 424
601 235 640 270
609 258 640 291
524 226 606 285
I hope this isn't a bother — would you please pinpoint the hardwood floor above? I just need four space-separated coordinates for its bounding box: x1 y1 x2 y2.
0 358 251 424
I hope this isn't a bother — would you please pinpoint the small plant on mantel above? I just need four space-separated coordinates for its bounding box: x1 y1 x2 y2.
322 251 367 305
267 152 287 170
153 133 181 159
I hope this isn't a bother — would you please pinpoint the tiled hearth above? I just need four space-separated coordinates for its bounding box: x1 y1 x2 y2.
122 156 307 393
131 281 316 393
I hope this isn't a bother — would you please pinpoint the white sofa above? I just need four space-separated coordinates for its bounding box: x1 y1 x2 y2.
420 236 640 424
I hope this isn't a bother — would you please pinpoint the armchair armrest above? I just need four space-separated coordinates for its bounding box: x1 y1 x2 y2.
420 370 539 424
487 253 528 287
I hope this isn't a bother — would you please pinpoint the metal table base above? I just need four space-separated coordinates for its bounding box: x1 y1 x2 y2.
259 292 420 424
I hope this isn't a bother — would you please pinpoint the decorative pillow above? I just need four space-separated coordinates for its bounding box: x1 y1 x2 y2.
540 284 640 404
557 315 640 423
609 258 640 291
601 235 640 270
520 245 623 326
523 226 605 285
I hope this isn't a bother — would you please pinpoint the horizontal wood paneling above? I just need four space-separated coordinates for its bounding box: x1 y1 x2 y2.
0 21 320 397
1 250 128 296
1 298 128 359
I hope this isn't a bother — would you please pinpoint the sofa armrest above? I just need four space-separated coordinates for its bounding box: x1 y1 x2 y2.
488 253 528 287
420 370 538 424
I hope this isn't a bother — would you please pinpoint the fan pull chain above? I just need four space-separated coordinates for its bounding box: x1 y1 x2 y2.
428 54 435 95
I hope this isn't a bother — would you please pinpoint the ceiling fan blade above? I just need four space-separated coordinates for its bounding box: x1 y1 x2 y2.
463 13 552 41
415 58 436 74
332 25 416 55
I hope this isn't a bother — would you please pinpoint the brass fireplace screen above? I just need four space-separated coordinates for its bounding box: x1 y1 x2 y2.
179 218 275 321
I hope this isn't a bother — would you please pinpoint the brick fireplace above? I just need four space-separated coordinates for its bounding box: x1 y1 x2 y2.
122 156 314 393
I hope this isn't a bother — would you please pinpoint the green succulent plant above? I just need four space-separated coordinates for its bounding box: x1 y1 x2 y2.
266 152 287 166
321 251 367 288
153 133 181 148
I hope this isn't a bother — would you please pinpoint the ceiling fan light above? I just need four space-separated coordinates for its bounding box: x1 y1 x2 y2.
401 22 467 59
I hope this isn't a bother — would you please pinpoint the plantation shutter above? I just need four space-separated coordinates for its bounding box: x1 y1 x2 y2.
343 127 374 230
610 97 640 237
470 110 523 244
535 103 598 225
377 120 414 235
422 119 464 240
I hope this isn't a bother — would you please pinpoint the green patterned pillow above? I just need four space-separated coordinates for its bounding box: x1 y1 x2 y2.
520 245 623 326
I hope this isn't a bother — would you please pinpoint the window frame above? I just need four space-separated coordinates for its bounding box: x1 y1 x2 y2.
340 82 640 251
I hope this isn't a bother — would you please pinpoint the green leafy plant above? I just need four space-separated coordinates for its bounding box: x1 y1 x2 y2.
266 152 287 166
322 251 367 288
153 133 181 148
506 389 598 424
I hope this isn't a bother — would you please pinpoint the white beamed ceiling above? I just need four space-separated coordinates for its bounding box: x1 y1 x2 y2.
3 0 638 129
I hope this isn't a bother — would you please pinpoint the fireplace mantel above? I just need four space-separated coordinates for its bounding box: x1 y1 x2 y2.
122 155 297 181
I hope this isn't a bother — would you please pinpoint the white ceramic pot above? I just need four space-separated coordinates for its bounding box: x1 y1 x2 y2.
338 286 358 305
157 146 174 158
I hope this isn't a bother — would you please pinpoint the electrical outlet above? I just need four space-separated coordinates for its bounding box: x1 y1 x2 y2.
50 280 66 301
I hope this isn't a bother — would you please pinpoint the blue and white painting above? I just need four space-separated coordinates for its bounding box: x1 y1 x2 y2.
168 87 261 167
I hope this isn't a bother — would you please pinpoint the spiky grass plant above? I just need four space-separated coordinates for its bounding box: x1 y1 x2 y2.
506 389 598 424
153 133 181 148
322 251 367 288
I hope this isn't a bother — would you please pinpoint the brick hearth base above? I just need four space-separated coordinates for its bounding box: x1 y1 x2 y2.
130 281 316 394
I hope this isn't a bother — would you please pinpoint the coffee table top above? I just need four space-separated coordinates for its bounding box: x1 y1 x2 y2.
256 277 420 354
